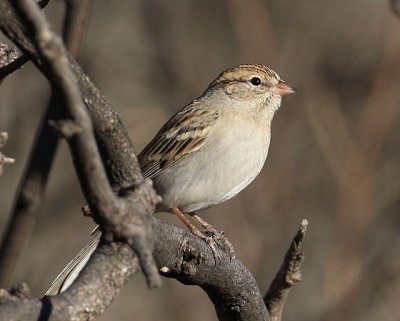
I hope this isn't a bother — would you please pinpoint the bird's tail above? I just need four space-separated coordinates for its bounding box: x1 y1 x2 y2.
45 227 101 296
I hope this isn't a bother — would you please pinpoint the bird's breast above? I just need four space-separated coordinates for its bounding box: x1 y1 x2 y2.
154 115 271 212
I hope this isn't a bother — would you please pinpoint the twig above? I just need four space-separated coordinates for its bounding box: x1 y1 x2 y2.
62 0 93 58
0 132 10 148
0 132 15 177
264 219 308 321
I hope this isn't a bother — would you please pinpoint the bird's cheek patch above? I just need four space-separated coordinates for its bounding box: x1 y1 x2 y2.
224 84 235 95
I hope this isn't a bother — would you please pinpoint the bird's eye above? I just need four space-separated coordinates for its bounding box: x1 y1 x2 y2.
250 77 261 86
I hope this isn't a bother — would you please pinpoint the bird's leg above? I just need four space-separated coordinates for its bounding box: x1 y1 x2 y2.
190 213 221 234
171 207 201 235
171 207 220 262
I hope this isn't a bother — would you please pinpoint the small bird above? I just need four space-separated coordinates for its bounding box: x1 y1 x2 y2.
46 64 296 295
138 64 295 243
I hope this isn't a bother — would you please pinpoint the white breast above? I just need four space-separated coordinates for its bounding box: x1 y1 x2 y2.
154 112 272 213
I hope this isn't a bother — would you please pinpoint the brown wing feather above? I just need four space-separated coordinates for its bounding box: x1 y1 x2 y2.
138 102 219 179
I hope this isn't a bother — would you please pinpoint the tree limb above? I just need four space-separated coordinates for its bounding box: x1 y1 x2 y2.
0 217 308 321
153 218 269 321
0 217 272 321
0 242 139 321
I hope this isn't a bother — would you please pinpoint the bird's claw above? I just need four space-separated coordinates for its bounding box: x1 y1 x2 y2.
199 228 235 264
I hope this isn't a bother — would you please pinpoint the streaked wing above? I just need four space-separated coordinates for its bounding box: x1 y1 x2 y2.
138 101 219 179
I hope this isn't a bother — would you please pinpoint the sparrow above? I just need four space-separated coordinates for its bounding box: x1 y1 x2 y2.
46 64 296 295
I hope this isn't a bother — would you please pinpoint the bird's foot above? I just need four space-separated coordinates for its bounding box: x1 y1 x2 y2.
191 213 235 260
171 207 235 263
188 224 221 263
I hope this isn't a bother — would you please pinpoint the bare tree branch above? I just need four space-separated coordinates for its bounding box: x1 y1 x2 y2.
0 0 157 290
0 217 309 321
0 242 140 321
0 0 92 287
153 218 269 321
0 217 272 321
11 0 160 286
264 219 308 321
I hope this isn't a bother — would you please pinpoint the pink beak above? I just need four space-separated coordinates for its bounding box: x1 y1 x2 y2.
272 81 297 96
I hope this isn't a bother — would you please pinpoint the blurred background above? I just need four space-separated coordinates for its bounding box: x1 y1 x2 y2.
1 0 400 320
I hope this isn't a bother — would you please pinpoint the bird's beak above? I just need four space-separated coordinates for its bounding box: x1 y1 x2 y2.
271 81 297 96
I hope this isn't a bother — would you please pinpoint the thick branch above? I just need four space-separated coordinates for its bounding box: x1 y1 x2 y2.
153 218 269 321
0 242 139 321
0 217 272 321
